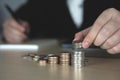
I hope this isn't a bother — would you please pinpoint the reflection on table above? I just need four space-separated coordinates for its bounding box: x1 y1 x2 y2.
0 39 120 80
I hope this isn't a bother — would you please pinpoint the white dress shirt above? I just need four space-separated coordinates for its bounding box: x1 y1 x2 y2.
67 0 84 28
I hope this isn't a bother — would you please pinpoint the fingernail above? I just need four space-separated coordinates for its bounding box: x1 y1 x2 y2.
73 38 77 41
73 37 80 42
83 41 90 48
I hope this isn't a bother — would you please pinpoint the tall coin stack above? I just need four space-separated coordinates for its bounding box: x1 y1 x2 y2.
72 41 85 67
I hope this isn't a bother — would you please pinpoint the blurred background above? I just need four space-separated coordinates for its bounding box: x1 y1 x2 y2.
0 0 120 57
0 0 28 35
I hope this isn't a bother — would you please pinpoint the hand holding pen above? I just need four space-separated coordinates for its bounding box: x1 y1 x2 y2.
3 4 30 43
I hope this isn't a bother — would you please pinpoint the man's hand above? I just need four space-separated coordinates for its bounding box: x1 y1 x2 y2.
73 8 120 54
3 17 30 43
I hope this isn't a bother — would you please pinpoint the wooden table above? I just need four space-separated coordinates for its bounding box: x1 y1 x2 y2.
0 39 120 80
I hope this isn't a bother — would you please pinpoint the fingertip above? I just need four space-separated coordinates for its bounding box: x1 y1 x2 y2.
73 34 78 40
22 22 28 27
73 37 78 42
82 34 92 48
82 41 90 48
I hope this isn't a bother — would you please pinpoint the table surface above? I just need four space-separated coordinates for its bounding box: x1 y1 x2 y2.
0 39 120 80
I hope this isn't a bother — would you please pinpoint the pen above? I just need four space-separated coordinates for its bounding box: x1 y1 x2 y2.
5 4 21 23
5 4 29 35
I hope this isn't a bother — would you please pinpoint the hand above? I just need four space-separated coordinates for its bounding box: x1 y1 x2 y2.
73 8 120 54
3 17 30 43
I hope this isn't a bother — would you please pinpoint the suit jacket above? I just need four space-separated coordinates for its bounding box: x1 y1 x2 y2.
15 0 120 40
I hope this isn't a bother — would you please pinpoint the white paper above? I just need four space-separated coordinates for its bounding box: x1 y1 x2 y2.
0 44 39 51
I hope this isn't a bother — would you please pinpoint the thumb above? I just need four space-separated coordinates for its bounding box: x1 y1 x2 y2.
20 21 30 34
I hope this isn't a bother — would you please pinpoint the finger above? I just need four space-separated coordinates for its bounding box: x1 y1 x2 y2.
94 19 120 46
82 8 118 48
4 33 22 44
3 28 17 43
4 25 27 43
107 42 120 54
6 32 27 43
73 27 91 42
4 17 26 32
10 27 27 40
101 29 120 49
5 34 26 44
10 18 27 32
21 21 30 34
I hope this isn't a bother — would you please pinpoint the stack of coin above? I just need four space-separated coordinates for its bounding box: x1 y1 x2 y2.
28 53 37 58
22 53 37 61
60 52 71 65
32 55 40 62
38 59 47 66
48 55 59 64
72 50 85 67
72 42 85 67
48 54 54 57
72 41 82 49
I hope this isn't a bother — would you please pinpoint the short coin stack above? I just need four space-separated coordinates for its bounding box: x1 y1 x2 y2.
38 59 47 65
72 41 85 67
60 52 71 65
48 55 59 64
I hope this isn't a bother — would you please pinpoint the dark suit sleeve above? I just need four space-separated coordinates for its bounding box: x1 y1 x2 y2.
15 1 31 21
14 0 50 38
14 0 65 39
15 0 45 22
112 0 120 11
